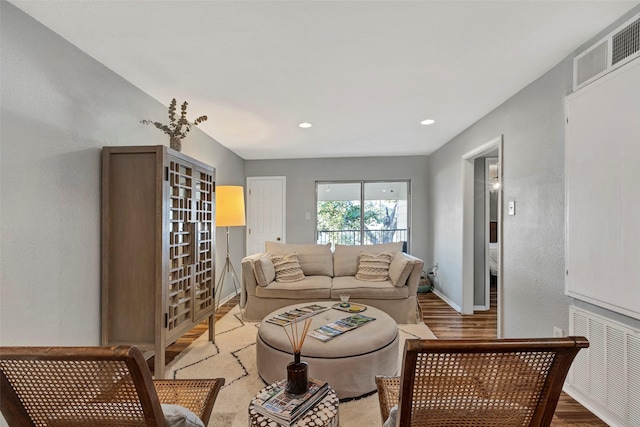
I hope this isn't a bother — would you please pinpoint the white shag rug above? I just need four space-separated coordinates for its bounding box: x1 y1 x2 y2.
166 306 436 427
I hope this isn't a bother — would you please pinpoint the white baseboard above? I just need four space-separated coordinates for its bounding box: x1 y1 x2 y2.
563 385 624 427
432 289 461 313
217 289 240 308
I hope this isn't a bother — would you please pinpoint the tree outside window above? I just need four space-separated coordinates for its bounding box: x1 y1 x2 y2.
316 181 409 247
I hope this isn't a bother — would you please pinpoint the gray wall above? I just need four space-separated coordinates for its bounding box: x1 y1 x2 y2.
0 1 245 351
427 5 640 337
245 156 429 263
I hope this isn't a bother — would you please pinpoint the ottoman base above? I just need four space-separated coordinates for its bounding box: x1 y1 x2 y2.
256 332 399 399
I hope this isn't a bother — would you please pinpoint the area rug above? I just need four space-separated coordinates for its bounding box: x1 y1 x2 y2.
166 306 437 426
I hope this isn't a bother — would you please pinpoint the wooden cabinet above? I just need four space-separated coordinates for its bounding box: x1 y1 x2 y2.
101 145 216 378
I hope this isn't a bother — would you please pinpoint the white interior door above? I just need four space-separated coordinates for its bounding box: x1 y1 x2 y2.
246 176 286 254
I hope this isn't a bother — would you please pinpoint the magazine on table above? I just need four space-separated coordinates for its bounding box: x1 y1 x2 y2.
265 304 329 327
253 378 330 425
308 314 376 342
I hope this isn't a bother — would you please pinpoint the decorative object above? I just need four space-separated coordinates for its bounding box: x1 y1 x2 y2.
283 318 312 396
355 251 393 281
214 186 246 311
140 98 207 152
331 302 367 313
272 253 305 282
339 294 350 307
249 379 337 427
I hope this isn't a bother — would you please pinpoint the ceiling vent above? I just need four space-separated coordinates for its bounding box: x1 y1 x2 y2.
574 12 640 91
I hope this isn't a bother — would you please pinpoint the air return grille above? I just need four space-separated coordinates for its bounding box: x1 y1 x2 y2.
575 41 608 88
574 13 640 91
567 307 640 427
613 16 640 65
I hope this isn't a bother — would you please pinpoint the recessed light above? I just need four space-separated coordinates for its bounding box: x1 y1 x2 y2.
421 119 435 125
299 122 312 128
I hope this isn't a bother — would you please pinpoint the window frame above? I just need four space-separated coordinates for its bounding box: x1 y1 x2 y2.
315 179 411 251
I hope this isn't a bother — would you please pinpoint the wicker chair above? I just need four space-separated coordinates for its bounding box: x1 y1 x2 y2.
0 345 224 427
375 337 589 427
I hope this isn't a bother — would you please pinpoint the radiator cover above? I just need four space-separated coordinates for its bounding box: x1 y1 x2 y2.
568 307 640 427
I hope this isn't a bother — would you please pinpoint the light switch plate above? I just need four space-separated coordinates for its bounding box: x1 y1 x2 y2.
508 201 516 216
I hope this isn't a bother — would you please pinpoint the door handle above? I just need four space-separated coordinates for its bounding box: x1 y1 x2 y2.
277 237 281 241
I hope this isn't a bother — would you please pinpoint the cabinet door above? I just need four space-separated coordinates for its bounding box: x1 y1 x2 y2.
166 156 196 340
192 166 215 321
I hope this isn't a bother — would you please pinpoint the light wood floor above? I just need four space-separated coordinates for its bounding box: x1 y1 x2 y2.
159 291 605 426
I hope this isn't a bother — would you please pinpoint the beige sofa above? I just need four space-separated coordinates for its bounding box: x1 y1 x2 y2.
240 241 424 323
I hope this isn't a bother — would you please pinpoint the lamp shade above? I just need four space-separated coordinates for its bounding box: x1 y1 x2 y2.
216 186 246 227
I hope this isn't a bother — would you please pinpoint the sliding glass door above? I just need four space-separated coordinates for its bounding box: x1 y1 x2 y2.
316 181 410 249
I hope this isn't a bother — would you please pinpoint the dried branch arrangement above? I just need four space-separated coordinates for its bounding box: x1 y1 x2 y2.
140 98 207 140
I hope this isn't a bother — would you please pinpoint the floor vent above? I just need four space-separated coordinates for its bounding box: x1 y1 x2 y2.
567 307 640 427
574 12 640 91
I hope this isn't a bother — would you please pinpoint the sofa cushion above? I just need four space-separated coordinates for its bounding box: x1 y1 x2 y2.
253 253 276 287
272 254 305 283
333 242 403 277
355 251 393 281
388 252 413 287
266 242 333 276
331 276 409 299
255 276 332 299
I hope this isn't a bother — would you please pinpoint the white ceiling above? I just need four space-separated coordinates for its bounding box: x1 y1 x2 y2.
10 1 639 160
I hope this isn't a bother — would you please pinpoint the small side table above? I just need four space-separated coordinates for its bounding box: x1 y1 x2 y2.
248 380 339 427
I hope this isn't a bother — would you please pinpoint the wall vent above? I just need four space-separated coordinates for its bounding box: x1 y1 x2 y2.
567 307 640 427
574 13 640 91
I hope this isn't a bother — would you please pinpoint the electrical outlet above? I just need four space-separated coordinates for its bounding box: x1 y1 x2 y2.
553 327 563 337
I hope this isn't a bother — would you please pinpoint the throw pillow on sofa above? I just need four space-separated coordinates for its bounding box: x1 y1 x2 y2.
253 253 276 287
334 242 403 276
388 252 413 287
355 251 393 281
272 253 306 282
266 241 333 276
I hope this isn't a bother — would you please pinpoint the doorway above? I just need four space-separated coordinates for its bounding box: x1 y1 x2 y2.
472 158 499 312
246 176 286 254
461 136 503 337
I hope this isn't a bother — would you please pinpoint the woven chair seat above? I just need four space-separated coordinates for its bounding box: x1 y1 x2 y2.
375 337 588 427
0 345 224 427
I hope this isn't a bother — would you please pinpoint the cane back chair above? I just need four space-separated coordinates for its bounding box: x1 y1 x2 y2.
376 337 589 427
0 345 224 427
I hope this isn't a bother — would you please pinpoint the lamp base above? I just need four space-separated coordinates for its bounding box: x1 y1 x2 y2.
215 254 240 311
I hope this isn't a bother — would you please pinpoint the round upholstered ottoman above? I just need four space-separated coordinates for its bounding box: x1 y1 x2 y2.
256 302 399 399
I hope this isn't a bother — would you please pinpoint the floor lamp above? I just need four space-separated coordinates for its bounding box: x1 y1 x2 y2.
214 186 246 311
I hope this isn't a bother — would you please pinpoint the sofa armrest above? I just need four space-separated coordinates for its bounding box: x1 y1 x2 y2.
240 253 265 308
402 253 425 296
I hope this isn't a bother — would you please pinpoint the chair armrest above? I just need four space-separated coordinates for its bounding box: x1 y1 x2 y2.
375 375 400 424
154 378 224 426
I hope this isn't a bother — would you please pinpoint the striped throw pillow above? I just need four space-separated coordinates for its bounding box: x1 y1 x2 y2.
355 251 393 282
272 253 306 283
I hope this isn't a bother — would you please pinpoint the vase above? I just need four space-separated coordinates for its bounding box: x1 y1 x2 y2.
286 352 309 396
169 136 182 152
